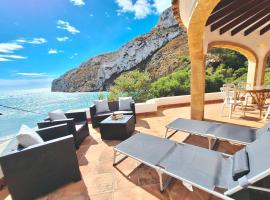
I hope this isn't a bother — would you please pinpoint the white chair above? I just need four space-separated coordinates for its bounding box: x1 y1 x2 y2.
220 86 245 118
264 104 270 121
237 82 253 106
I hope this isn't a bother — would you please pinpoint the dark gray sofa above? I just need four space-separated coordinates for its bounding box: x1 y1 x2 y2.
90 100 136 128
0 124 81 200
37 111 90 149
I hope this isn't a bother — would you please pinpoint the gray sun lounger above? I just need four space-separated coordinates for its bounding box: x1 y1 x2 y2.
165 118 270 149
113 133 270 200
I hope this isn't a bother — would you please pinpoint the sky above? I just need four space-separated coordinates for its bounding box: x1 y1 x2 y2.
0 0 171 91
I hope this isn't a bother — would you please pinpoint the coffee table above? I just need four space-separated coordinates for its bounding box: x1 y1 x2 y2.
99 115 135 140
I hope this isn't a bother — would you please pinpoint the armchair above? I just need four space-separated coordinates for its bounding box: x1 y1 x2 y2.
90 100 136 128
0 124 81 200
37 111 90 149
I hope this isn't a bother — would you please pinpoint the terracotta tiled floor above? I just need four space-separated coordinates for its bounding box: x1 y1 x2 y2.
0 102 267 200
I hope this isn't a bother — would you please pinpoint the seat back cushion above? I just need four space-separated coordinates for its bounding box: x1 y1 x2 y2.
48 109 67 121
94 99 110 114
119 97 132 111
232 148 250 181
16 124 44 148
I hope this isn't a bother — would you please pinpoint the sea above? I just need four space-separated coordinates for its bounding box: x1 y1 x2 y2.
0 88 107 140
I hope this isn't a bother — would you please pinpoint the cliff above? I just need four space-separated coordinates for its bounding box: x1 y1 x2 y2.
51 7 187 92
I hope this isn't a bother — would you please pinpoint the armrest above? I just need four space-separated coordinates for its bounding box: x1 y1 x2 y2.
90 105 97 118
0 135 81 200
130 101 136 114
37 119 76 136
65 111 87 122
36 124 70 142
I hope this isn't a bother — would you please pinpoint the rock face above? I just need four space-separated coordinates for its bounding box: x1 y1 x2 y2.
51 7 186 92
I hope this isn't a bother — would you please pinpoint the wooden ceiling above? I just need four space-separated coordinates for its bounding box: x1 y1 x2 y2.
206 0 270 36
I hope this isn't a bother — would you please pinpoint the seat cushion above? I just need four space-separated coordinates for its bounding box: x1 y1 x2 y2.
95 111 113 117
113 110 133 115
16 125 44 148
48 109 67 121
75 121 87 132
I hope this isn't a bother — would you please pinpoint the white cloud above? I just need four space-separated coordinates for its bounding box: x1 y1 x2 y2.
153 0 171 13
70 0 85 6
16 38 47 44
115 0 171 19
116 0 152 19
126 26 132 30
57 20 80 34
0 57 10 62
0 54 27 61
16 72 47 77
48 49 63 54
0 43 23 53
70 52 78 59
56 36 69 42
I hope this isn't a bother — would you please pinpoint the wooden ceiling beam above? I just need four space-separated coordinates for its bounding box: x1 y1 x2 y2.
210 0 260 32
244 13 270 35
231 7 270 36
206 0 250 26
260 22 270 35
211 0 235 14
220 0 270 34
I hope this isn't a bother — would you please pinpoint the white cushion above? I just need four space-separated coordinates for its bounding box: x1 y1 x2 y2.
94 99 110 114
119 97 132 111
48 109 67 121
16 125 44 147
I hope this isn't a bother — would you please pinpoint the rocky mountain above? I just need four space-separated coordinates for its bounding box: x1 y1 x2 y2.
51 7 187 92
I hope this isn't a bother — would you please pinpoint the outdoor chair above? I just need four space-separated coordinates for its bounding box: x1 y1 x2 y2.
165 118 270 149
90 100 136 128
37 111 90 149
0 124 81 200
264 104 270 121
220 85 245 118
113 132 270 200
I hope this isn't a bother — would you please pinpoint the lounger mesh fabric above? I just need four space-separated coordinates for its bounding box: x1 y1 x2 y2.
166 118 260 144
115 132 270 199
115 133 232 190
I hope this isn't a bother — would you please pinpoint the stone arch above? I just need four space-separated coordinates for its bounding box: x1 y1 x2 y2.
208 41 258 87
262 50 270 85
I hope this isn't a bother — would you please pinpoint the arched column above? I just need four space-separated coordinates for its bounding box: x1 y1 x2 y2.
188 0 220 120
209 41 258 88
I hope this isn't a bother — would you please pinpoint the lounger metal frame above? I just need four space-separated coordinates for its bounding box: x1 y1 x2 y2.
113 145 236 200
165 123 251 150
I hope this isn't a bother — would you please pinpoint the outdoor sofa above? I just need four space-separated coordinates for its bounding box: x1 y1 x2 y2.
90 100 136 128
0 124 81 200
165 118 270 149
37 111 90 149
113 132 270 200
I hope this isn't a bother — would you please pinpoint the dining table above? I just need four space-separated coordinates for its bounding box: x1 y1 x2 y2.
236 86 270 118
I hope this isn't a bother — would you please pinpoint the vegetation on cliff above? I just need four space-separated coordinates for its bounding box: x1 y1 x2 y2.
109 49 270 102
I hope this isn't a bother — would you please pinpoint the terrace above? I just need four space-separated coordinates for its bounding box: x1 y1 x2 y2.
0 98 266 200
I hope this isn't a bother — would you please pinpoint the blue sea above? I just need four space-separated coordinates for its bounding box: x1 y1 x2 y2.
0 88 107 139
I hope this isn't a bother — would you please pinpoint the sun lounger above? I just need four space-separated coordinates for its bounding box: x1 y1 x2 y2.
113 133 270 200
165 118 270 149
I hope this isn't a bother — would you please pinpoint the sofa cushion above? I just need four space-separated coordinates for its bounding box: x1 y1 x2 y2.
48 109 67 121
16 125 44 148
113 110 133 115
94 99 110 114
75 121 86 132
119 97 132 111
95 111 113 117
